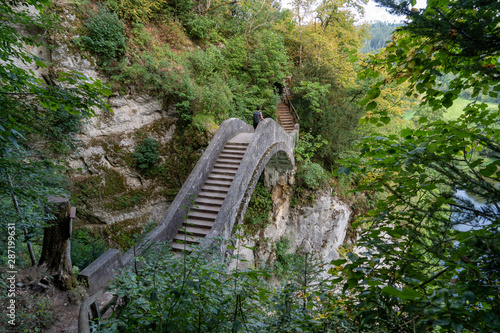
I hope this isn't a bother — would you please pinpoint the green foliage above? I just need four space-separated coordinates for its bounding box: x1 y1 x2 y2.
248 29 292 87
0 0 109 262
104 220 157 250
222 35 248 74
292 60 367 167
79 6 125 63
298 160 327 190
243 180 273 235
333 1 500 330
360 0 500 117
183 13 221 41
273 235 299 277
133 137 161 170
333 172 378 219
199 74 235 122
71 228 108 271
108 46 197 122
335 107 500 330
97 239 273 332
97 239 344 332
106 0 164 23
293 80 331 114
294 132 327 162
294 132 328 190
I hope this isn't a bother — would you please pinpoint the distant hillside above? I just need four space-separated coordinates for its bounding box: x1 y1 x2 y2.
360 22 402 53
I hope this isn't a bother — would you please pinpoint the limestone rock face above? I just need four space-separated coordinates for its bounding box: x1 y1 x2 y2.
286 191 350 263
232 186 351 269
12 5 197 229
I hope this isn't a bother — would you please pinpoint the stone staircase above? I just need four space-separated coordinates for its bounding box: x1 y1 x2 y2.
171 133 252 251
277 103 295 133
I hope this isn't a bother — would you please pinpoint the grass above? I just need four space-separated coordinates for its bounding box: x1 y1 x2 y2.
404 97 498 121
443 97 497 120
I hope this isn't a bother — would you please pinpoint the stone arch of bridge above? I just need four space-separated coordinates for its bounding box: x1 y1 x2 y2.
201 118 297 250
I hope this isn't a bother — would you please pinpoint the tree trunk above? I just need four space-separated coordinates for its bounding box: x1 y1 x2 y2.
38 196 76 290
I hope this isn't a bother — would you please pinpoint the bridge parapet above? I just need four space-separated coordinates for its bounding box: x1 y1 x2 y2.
202 118 298 250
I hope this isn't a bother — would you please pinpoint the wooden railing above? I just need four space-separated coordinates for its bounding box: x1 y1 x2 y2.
285 95 300 124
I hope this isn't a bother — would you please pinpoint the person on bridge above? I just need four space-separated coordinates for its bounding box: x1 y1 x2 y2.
253 106 267 132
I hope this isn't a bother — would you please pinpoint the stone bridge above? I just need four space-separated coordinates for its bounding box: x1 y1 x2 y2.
78 103 299 332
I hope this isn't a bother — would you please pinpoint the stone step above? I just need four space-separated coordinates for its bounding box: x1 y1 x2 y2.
173 233 203 243
225 142 249 147
207 173 235 181
205 178 232 187
178 226 210 237
215 158 242 166
220 151 246 158
193 197 224 207
202 184 230 194
213 164 238 171
198 190 227 199
184 218 215 228
171 135 251 252
222 145 247 152
171 242 193 252
218 153 244 161
188 210 218 221
190 204 220 213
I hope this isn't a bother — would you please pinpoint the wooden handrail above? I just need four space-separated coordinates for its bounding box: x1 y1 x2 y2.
285 95 300 124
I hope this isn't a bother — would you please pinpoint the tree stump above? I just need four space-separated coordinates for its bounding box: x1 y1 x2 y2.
38 196 76 290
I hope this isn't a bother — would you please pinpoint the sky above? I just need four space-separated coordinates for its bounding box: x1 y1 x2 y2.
281 0 427 24
360 1 405 23
359 0 427 23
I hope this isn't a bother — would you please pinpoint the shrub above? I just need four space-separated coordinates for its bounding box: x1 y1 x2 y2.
43 107 84 154
199 75 235 122
133 137 161 170
294 132 328 190
109 48 196 122
248 30 291 87
182 14 220 41
80 6 125 63
71 228 107 271
243 181 273 235
299 160 327 190
273 235 300 277
106 0 165 23
97 239 338 332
